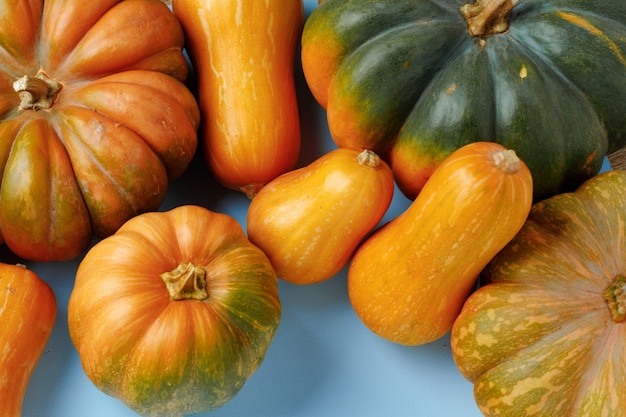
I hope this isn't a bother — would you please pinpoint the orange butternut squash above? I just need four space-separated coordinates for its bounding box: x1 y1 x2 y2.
247 147 394 284
172 0 304 198
348 142 533 345
0 263 56 417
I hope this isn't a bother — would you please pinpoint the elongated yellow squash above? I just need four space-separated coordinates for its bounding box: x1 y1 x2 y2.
348 141 533 345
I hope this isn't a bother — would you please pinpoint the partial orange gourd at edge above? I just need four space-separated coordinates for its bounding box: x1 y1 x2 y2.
0 263 56 417
247 147 394 285
348 141 533 346
172 0 304 198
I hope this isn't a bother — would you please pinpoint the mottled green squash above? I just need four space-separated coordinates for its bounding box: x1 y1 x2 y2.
451 169 626 416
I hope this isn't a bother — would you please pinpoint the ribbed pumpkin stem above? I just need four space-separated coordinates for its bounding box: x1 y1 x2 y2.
161 262 209 301
13 70 62 111
461 0 518 37
604 274 626 323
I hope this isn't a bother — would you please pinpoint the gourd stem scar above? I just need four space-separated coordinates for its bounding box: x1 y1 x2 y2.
461 0 519 37
13 71 62 111
603 274 626 323
161 261 210 301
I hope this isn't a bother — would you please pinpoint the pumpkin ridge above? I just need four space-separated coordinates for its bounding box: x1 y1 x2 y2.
489 34 607 197
62 118 142 199
328 17 468 153
118 302 200 411
512 9 626 111
492 20 603 115
61 72 199 179
474 307 607 415
557 11 626 68
570 316 625 415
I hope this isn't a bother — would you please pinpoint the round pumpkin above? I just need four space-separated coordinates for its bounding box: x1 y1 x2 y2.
0 0 200 262
301 0 626 202
67 205 281 416
451 169 626 416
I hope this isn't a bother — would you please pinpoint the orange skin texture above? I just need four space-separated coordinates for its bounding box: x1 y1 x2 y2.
0 0 199 262
389 144 442 201
348 142 534 346
247 147 394 284
173 0 304 197
0 263 57 417
300 12 342 109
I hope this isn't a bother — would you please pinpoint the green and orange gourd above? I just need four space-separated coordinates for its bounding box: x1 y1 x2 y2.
301 0 626 202
451 169 626 417
68 205 281 416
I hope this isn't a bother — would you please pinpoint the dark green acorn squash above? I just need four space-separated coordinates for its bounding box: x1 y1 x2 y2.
301 0 626 201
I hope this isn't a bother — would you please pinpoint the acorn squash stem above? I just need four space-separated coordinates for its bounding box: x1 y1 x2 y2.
603 274 626 323
461 0 519 37
13 70 62 111
161 261 209 301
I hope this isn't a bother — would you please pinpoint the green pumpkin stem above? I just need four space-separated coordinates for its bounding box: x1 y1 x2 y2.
603 274 626 323
161 261 209 301
13 70 62 111
461 0 519 37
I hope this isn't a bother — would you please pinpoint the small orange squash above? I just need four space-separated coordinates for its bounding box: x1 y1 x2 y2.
0 263 57 417
451 169 626 417
247 147 394 284
348 141 533 346
172 0 304 198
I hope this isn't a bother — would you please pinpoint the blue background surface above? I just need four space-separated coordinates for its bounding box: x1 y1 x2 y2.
5 1 613 416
